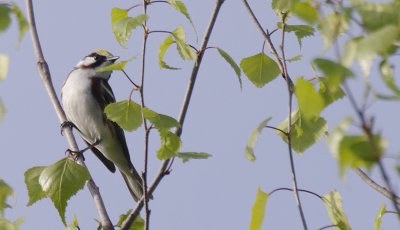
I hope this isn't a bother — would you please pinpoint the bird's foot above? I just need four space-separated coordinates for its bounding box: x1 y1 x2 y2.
60 121 76 136
65 148 85 161
65 139 100 161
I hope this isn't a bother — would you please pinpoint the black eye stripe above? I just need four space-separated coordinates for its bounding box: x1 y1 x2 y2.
86 53 107 68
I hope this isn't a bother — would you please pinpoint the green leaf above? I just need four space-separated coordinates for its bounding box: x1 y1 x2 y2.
278 24 315 48
158 35 179 70
168 0 192 25
277 110 327 153
142 107 180 130
374 204 386 230
271 0 296 13
0 216 25 230
111 7 127 25
171 26 196 61
11 4 28 42
376 59 400 100
177 152 212 163
240 53 280 88
0 5 11 32
0 54 9 80
97 61 127 72
24 166 46 206
338 135 385 176
167 0 197 38
319 12 349 48
117 210 144 230
292 2 318 24
313 58 354 92
341 38 359 67
217 48 242 89
0 178 13 216
156 130 181 160
158 26 196 68
295 78 324 120
67 214 79 230
112 11 148 47
354 1 400 32
287 54 303 63
327 117 352 159
357 25 398 60
323 190 351 230
249 187 268 230
318 77 346 107
0 98 5 125
245 117 272 161
105 100 143 132
38 158 89 225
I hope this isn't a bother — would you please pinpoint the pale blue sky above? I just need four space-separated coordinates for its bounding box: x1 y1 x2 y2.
1 0 399 229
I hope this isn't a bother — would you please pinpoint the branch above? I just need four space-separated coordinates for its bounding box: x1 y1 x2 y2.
241 2 306 228
353 168 400 204
343 82 400 215
120 0 226 229
280 14 308 230
25 0 113 229
140 2 151 229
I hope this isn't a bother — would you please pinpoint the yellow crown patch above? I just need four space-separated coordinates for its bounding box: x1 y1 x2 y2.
95 49 114 57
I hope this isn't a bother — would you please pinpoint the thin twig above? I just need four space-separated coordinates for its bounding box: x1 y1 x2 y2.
25 0 113 229
353 168 400 204
265 125 287 136
343 82 400 215
269 187 323 200
280 14 308 230
241 1 306 228
120 0 225 229
317 225 339 230
139 2 151 230
241 0 284 73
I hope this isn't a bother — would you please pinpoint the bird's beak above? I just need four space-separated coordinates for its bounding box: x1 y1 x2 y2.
107 56 120 62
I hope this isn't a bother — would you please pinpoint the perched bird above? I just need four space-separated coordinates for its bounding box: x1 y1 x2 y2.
61 50 143 201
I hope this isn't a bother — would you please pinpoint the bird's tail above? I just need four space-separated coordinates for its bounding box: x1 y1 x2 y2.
120 168 143 202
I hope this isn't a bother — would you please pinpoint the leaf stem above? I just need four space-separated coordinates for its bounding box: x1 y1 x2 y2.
25 0 113 228
269 187 323 200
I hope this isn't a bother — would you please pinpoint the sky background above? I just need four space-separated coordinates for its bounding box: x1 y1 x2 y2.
1 0 400 229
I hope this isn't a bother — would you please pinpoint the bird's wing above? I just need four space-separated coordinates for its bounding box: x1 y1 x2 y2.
90 77 133 166
84 140 116 173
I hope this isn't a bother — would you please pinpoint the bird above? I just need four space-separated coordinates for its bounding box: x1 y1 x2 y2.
61 50 143 201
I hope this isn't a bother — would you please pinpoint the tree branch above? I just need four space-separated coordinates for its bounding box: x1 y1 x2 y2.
353 168 400 204
280 14 308 230
25 0 113 229
140 2 151 229
241 2 306 228
343 82 400 215
120 0 225 228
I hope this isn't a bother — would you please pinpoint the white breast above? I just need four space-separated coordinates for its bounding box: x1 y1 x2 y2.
61 68 105 143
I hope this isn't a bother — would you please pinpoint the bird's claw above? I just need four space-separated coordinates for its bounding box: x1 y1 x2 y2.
65 148 85 161
60 121 75 136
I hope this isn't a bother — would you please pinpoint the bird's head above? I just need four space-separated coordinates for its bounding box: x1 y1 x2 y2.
76 49 119 70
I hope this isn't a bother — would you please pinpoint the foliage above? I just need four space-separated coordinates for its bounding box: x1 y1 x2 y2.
0 178 25 229
323 190 351 230
240 52 280 88
249 187 268 230
25 159 89 225
5 0 400 229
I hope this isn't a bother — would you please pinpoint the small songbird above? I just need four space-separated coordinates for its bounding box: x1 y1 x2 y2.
61 50 143 201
